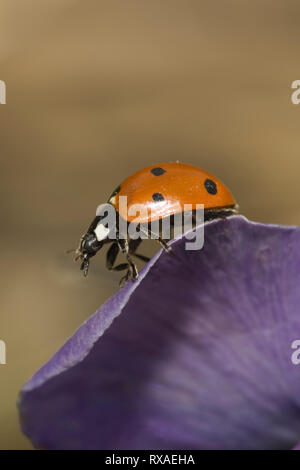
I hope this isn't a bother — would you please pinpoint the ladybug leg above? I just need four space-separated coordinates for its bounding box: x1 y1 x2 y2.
157 237 172 253
140 226 171 253
117 237 139 282
128 238 142 253
128 238 150 263
106 241 119 270
106 243 134 287
106 242 129 273
119 270 133 288
132 252 150 263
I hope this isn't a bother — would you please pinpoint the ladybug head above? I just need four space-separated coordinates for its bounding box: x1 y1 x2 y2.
75 205 116 276
76 231 103 276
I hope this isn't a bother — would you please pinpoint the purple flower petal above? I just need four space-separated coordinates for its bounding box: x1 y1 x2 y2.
18 216 300 449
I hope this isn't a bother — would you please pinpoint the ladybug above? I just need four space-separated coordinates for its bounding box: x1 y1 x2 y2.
74 162 238 286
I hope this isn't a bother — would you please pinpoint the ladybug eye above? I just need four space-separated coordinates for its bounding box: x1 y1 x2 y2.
204 179 217 195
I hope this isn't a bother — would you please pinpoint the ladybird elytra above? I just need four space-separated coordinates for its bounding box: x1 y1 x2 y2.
108 162 236 223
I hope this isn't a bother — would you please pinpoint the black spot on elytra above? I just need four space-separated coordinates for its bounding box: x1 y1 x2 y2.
151 167 166 176
204 179 217 195
152 192 164 202
109 185 121 200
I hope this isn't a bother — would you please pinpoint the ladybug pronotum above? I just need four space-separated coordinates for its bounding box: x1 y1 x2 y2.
75 162 238 286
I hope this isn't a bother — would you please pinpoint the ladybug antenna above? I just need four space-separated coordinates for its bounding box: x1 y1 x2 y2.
66 247 82 262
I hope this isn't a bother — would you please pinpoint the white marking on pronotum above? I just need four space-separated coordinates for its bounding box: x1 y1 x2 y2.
94 223 110 241
0 340 6 365
0 80 6 104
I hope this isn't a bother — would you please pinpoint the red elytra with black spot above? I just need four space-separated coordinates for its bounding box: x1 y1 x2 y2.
108 162 236 223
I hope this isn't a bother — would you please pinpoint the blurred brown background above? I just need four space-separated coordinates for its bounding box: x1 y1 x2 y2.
0 0 300 449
